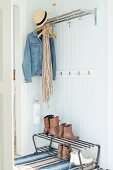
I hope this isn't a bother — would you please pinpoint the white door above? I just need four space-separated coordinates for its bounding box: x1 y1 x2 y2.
0 0 13 170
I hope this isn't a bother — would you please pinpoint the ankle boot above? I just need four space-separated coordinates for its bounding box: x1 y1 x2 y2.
49 116 59 137
57 144 63 158
59 123 66 138
62 145 72 160
63 124 79 141
44 115 54 134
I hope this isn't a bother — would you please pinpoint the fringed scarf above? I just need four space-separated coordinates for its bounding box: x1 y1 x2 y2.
42 26 53 104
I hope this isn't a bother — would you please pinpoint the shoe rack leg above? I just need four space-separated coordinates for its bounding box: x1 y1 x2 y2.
78 150 84 170
95 145 101 168
49 136 53 150
32 135 38 154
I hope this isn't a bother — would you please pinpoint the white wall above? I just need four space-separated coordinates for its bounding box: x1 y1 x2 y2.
0 3 3 169
24 0 108 168
107 0 113 168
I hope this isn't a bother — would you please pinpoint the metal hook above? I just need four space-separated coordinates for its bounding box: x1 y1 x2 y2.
78 15 81 20
69 71 71 76
52 0 56 6
88 71 91 75
68 21 71 27
94 8 97 25
52 23 56 28
78 71 80 75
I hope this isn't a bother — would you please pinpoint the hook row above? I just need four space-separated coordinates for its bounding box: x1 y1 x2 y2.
56 70 96 77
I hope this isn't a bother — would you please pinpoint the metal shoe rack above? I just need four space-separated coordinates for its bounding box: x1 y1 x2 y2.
32 133 100 170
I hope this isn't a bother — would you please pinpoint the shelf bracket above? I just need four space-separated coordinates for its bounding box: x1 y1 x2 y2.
94 8 97 25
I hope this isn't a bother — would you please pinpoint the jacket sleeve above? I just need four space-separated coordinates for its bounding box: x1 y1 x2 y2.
50 37 56 80
22 35 32 83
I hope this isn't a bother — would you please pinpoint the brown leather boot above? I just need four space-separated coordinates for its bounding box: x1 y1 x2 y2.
63 124 79 141
62 145 72 160
49 116 59 137
57 144 63 158
44 115 54 134
59 123 66 138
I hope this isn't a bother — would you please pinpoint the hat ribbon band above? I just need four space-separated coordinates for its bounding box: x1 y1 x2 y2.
37 11 47 26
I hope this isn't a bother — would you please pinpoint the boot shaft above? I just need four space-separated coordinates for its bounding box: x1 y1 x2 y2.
44 115 54 134
64 124 72 133
63 124 79 141
57 144 63 158
62 145 72 160
50 116 59 127
59 123 66 138
44 117 49 128
44 115 54 126
49 126 59 137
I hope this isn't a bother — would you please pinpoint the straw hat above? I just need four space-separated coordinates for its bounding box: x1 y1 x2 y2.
33 9 49 28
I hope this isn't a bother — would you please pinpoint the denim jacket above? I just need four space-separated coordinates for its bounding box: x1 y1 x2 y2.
22 30 56 83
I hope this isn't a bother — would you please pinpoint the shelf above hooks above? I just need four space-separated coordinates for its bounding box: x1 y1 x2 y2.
47 8 97 25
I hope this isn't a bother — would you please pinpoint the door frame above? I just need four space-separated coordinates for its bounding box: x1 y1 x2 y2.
0 0 28 169
1 0 14 169
13 0 28 156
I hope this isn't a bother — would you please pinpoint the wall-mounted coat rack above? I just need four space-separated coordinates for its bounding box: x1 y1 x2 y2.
56 69 96 78
47 8 97 25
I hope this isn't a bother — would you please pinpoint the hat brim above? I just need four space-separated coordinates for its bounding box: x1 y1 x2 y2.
36 12 49 28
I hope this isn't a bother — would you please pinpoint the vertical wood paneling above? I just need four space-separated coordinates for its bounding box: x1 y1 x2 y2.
48 6 107 167
27 0 107 167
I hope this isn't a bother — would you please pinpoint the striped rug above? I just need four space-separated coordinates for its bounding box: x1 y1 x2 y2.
15 148 75 170
14 147 96 170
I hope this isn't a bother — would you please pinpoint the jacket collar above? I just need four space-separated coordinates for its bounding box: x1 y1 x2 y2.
33 30 38 37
